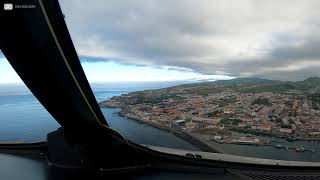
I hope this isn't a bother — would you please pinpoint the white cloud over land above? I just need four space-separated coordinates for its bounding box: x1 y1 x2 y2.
59 0 320 81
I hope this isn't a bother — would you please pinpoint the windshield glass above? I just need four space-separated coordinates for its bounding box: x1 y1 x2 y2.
0 50 60 142
24 0 320 162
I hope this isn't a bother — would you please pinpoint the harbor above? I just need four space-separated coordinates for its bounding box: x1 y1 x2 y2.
210 134 316 153
119 109 317 154
118 110 224 153
102 105 320 161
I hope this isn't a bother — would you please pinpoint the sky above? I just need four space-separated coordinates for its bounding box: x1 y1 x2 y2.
1 1 320 84
0 56 24 84
0 55 232 84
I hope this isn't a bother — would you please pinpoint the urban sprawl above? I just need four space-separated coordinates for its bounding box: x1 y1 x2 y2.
100 77 320 152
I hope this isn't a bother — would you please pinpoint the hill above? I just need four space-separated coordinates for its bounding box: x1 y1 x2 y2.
176 77 320 94
212 77 280 86
176 77 280 88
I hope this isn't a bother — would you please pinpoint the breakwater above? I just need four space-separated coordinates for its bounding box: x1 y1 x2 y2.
118 110 223 153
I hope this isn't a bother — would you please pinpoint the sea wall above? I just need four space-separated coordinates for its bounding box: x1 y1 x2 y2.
118 110 223 153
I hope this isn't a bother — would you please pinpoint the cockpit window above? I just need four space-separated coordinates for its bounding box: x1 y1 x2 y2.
5 0 320 162
0 50 59 142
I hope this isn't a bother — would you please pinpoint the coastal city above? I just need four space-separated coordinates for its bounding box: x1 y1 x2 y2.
100 77 320 153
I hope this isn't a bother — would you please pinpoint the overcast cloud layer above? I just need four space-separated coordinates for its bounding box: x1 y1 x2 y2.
59 0 320 81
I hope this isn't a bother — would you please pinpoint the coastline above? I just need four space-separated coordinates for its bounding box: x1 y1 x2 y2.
99 103 320 161
117 110 223 153
116 109 317 154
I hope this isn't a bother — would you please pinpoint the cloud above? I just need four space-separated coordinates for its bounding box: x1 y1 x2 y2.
59 0 320 80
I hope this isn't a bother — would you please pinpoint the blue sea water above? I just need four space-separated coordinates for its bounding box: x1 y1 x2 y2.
0 84 198 150
0 94 58 142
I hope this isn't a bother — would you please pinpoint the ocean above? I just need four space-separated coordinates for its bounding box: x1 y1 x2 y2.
0 83 198 150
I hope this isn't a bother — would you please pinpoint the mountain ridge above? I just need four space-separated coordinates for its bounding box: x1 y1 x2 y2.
176 77 320 94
